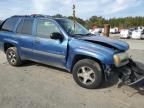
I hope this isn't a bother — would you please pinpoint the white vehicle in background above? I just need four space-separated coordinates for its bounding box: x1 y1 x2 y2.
102 28 104 33
110 27 119 34
131 29 144 39
120 29 130 39
89 28 102 34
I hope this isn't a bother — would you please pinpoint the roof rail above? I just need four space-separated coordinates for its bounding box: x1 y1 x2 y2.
31 14 52 18
11 15 30 17
11 14 52 18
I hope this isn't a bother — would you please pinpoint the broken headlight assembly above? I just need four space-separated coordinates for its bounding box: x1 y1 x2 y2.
113 52 129 67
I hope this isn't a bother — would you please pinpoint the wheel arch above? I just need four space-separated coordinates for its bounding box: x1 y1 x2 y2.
71 54 104 73
3 39 19 53
4 43 15 53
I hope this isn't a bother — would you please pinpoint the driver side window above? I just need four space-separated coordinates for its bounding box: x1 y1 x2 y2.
36 19 60 38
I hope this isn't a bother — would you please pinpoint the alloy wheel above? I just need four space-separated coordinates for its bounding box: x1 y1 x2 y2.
77 66 96 85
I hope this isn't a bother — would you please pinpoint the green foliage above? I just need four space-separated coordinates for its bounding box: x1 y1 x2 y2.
107 17 144 29
86 16 106 28
86 16 144 29
68 16 86 26
54 14 144 29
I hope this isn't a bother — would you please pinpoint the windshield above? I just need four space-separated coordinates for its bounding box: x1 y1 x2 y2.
56 19 90 37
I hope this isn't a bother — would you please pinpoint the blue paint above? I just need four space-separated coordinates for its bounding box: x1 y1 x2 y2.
0 15 129 73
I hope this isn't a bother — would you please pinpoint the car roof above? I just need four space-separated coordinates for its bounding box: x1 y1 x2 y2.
10 15 69 21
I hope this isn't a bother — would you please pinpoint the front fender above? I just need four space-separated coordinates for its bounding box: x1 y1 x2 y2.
66 47 114 71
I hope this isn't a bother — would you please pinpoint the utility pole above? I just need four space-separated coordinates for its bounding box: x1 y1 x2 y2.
73 0 76 30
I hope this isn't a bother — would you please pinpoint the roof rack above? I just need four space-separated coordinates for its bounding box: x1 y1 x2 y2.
11 14 52 18
32 14 52 17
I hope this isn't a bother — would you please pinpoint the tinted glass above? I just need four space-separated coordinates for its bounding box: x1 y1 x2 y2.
0 21 3 30
0 21 2 26
36 19 60 38
21 19 33 35
2 17 18 32
16 19 23 33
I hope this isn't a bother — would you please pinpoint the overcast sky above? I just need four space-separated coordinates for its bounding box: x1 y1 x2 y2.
0 0 144 20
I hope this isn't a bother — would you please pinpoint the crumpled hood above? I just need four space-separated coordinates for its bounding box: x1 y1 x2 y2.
80 35 129 52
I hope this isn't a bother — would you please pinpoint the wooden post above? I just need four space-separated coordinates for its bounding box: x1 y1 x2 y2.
103 24 110 37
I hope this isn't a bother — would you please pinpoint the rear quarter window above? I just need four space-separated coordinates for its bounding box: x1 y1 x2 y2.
1 17 19 32
0 21 2 26
0 21 3 30
16 19 23 33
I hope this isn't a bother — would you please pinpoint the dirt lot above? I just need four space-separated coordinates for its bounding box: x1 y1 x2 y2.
0 39 144 108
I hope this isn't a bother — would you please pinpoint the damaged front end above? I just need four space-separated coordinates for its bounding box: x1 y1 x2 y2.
113 58 144 87
80 35 144 87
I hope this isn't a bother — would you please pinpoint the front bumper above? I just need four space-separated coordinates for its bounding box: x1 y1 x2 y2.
112 58 144 87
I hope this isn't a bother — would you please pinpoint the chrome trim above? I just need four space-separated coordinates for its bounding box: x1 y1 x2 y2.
21 47 65 59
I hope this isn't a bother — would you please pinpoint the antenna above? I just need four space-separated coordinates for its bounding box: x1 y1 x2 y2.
73 0 76 30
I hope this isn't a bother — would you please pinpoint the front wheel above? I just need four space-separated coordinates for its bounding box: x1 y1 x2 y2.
72 59 104 89
6 47 22 66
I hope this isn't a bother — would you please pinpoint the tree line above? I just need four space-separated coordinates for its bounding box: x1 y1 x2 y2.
53 14 144 29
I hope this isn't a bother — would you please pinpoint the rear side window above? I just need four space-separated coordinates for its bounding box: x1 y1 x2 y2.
17 18 33 35
16 20 23 33
1 17 18 32
0 21 2 26
0 21 4 30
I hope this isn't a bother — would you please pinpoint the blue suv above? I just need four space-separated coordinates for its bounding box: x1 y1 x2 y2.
0 15 129 89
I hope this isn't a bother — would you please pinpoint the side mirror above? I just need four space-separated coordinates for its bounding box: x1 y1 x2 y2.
50 32 64 41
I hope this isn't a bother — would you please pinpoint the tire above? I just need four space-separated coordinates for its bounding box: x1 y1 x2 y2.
6 47 22 66
72 59 104 89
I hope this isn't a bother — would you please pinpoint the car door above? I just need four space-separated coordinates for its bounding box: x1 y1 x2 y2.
33 19 68 68
16 18 35 59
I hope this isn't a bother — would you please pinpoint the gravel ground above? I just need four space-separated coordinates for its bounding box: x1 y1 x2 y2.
0 39 144 108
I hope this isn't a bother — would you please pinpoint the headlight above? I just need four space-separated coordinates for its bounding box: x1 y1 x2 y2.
113 52 129 67
113 55 120 66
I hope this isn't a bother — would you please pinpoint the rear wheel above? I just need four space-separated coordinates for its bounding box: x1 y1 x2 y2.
6 47 22 66
72 59 104 89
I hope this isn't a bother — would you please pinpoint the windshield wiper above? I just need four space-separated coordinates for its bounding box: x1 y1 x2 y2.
73 33 93 36
85 33 94 36
73 34 85 36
